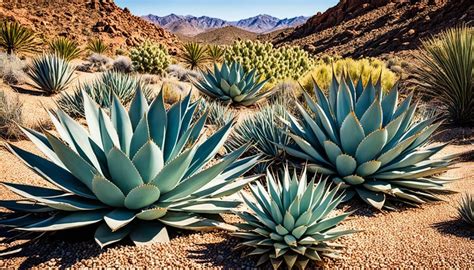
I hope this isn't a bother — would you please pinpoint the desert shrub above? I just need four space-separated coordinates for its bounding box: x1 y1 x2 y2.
458 194 474 226
0 90 23 139
161 80 192 104
76 53 113 72
202 100 235 129
225 40 314 82
130 41 170 75
1 89 258 253
86 38 109 54
112 55 133 73
167 64 201 82
300 57 397 92
57 71 153 117
26 54 75 95
0 52 27 85
234 166 355 269
207 44 225 63
48 37 82 62
0 21 39 55
411 26 473 126
284 74 454 210
180 42 209 70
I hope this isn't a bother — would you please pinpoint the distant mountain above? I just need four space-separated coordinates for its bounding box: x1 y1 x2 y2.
194 26 258 45
143 14 308 36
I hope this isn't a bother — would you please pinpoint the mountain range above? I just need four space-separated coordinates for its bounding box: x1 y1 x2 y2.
143 14 308 36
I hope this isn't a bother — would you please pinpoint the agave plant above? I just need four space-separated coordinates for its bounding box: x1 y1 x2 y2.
411 26 473 126
49 37 82 62
57 71 153 117
282 74 456 210
234 166 355 269
194 61 272 106
0 89 259 255
0 21 39 55
181 42 209 70
227 102 290 172
26 54 75 95
458 194 474 226
207 44 225 63
87 38 109 54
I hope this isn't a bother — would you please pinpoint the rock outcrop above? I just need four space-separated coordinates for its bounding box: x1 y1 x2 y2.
0 0 180 53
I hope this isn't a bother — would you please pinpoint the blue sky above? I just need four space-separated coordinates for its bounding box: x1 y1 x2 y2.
115 0 338 21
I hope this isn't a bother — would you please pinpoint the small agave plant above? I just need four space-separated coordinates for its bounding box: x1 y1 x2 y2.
0 89 259 254
282 73 456 209
458 194 474 226
234 166 355 270
193 61 273 106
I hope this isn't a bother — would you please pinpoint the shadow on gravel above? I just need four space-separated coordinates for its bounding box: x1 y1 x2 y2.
186 235 257 269
432 219 474 240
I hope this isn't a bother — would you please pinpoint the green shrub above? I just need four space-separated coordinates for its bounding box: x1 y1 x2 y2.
300 57 397 93
26 54 75 95
225 40 314 82
130 41 170 75
180 42 209 70
0 89 258 253
0 21 39 55
57 71 153 117
283 74 455 210
234 166 355 269
86 38 109 54
49 37 82 62
412 26 473 126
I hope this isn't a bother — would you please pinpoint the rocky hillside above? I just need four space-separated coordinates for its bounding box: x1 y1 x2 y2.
274 0 474 58
193 26 258 45
0 0 180 53
143 14 308 36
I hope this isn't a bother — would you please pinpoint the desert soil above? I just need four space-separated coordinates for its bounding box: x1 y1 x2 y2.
0 73 473 268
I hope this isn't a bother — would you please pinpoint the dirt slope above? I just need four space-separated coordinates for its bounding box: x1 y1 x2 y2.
0 0 180 53
273 0 474 58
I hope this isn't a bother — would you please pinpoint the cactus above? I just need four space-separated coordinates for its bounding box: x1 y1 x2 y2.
130 41 170 75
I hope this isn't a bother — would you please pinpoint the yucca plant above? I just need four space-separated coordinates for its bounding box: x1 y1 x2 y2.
207 44 225 63
57 71 153 117
227 102 290 172
87 38 109 54
26 54 75 95
0 89 259 255
234 166 355 269
181 42 209 70
0 21 39 55
412 26 473 126
282 73 456 210
49 37 82 62
194 61 272 106
458 194 474 226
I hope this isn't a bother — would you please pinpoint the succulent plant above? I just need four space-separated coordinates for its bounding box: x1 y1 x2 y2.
207 44 225 63
458 194 474 226
87 38 109 55
411 26 473 126
0 89 259 255
194 61 272 106
227 102 290 172
57 71 153 117
282 74 456 210
26 54 75 95
130 41 170 75
49 37 82 62
0 21 39 55
225 40 314 82
180 42 209 70
234 166 355 269
202 100 235 129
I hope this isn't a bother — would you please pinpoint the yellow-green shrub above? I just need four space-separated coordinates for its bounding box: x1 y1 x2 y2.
300 58 398 92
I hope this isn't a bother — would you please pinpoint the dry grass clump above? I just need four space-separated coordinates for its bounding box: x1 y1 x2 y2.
0 52 27 85
0 90 23 139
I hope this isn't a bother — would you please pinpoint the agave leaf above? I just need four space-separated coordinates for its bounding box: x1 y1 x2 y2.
136 207 167 220
104 209 136 231
355 188 385 210
335 154 357 177
92 175 125 207
106 147 144 194
124 184 161 210
360 100 382 135
0 201 53 213
163 102 182 161
129 221 170 245
111 94 133 155
381 85 399 125
19 211 106 232
323 140 342 165
132 141 164 183
340 113 365 155
356 160 382 176
148 91 167 149
128 89 149 130
129 114 151 158
95 222 132 248
355 129 388 164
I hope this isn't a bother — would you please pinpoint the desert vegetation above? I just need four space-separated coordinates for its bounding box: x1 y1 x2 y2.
0 3 472 268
